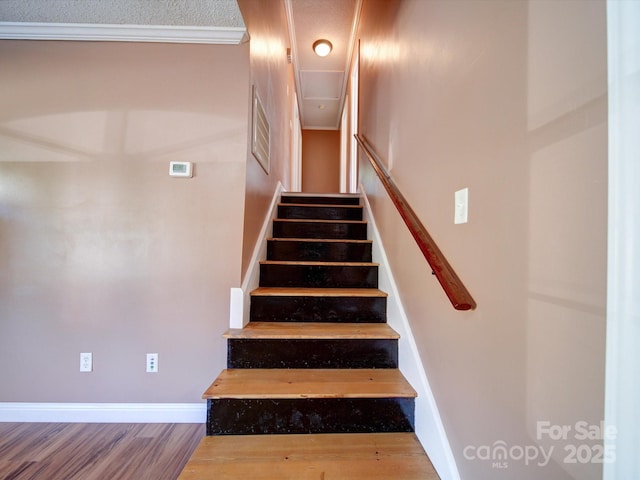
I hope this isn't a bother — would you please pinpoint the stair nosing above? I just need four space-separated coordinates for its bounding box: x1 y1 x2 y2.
281 193 360 198
268 237 372 244
250 287 387 297
260 260 379 266
278 202 363 209
274 218 366 224
203 369 417 400
224 322 400 340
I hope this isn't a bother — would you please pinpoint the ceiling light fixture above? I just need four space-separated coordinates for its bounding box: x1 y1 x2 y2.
313 39 333 57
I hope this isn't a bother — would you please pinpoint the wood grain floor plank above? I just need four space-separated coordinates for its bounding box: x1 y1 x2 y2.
203 369 417 399
224 322 400 339
0 423 204 480
178 433 440 480
251 287 386 297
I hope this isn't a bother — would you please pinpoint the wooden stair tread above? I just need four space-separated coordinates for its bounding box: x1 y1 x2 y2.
203 369 417 399
268 237 372 244
274 218 366 224
251 287 387 297
260 260 378 266
178 433 439 480
224 322 399 340
278 202 363 209
282 192 360 198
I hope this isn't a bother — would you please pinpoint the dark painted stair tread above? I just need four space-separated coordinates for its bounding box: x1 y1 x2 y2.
178 433 439 480
280 193 360 205
224 322 400 339
278 204 363 221
278 202 363 209
207 398 414 436
251 287 386 297
249 288 388 323
261 260 378 266
275 218 366 224
267 238 373 262
259 262 379 288
227 339 398 369
273 219 368 240
203 369 417 399
268 237 372 244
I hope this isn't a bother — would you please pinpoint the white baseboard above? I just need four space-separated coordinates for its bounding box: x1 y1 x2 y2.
359 186 461 480
0 402 206 423
229 182 285 329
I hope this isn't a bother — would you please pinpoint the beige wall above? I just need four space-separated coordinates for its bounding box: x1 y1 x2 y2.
0 40 249 403
356 1 607 479
237 0 295 279
302 129 340 192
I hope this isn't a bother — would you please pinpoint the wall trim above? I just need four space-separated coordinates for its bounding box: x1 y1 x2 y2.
604 1 640 478
0 22 247 44
0 402 206 423
359 186 461 480
230 182 285 329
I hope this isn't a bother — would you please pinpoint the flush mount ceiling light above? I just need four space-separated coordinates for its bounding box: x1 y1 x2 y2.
313 39 333 57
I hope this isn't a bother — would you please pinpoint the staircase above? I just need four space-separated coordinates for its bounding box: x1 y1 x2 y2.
178 193 439 479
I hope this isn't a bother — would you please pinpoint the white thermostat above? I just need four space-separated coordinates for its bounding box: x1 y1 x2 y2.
169 161 193 178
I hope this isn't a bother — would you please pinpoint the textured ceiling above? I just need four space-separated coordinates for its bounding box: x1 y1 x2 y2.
0 0 245 27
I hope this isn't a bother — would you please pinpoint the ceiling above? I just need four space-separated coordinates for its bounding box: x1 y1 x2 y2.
0 0 245 27
0 0 359 130
285 0 360 130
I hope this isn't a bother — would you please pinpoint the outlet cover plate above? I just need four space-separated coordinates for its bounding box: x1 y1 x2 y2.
80 352 92 372
146 353 158 373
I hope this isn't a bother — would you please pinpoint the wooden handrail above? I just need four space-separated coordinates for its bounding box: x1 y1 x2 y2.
355 134 477 311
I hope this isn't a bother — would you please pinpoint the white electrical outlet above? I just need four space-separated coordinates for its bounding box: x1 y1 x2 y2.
146 353 158 373
80 352 92 372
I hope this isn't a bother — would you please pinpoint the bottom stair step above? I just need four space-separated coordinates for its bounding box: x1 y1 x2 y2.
203 369 416 435
178 432 439 480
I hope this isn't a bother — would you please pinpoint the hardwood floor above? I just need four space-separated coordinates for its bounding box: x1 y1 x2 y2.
0 423 204 480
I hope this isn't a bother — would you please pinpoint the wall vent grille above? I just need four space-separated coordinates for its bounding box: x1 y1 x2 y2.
252 86 270 173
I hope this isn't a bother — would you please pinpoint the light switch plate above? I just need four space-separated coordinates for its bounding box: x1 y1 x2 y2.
455 188 468 224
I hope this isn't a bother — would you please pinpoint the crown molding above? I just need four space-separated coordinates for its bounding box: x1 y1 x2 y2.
0 21 247 44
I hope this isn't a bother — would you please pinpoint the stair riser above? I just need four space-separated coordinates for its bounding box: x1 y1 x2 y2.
267 240 372 262
228 339 398 369
273 221 367 240
260 264 378 288
281 195 360 206
278 205 363 221
250 296 387 323
207 398 414 435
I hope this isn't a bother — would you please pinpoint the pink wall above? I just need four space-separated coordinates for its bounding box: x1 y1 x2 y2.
302 130 340 192
356 1 607 479
238 0 295 279
0 40 249 403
